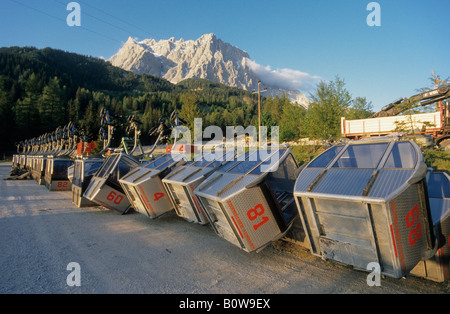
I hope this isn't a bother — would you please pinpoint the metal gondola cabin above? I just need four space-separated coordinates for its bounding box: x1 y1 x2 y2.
162 149 236 224
293 137 437 279
80 113 160 214
83 152 141 214
119 153 187 219
410 170 450 282
193 146 299 253
44 124 78 191
71 110 115 208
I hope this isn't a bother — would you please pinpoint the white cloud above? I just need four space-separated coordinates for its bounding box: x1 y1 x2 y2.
245 58 321 91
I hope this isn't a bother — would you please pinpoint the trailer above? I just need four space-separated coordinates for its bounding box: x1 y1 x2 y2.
193 146 299 253
341 84 450 148
341 111 441 140
293 137 437 278
162 149 236 224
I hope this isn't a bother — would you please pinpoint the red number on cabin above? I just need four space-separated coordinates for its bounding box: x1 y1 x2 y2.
57 182 68 188
153 193 164 201
246 203 270 231
106 191 123 205
405 204 422 246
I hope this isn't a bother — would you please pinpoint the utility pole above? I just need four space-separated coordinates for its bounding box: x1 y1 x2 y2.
252 81 268 145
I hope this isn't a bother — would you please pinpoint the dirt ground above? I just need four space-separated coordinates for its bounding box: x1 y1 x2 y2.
0 162 448 295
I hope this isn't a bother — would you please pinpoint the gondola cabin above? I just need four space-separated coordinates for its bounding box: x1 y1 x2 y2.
71 157 104 207
293 138 436 279
119 153 186 219
410 171 450 282
162 149 236 224
83 152 141 214
193 146 299 253
44 156 74 191
31 155 46 185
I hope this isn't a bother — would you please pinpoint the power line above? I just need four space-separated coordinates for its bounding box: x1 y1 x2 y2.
53 0 136 38
77 0 161 40
8 0 66 23
7 0 122 44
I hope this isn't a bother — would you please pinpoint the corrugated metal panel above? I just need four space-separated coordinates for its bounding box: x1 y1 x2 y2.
196 172 256 200
312 169 373 196
368 169 413 199
293 168 323 192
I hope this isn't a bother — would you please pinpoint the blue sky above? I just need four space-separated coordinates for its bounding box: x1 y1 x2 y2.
1 0 449 111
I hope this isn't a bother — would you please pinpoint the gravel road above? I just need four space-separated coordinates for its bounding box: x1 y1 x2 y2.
0 162 447 295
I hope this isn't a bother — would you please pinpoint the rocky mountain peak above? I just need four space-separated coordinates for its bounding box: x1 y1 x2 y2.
108 34 311 107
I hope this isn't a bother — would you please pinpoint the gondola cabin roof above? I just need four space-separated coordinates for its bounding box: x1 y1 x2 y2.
162 149 236 185
119 153 186 186
93 152 140 181
294 138 426 202
195 147 296 200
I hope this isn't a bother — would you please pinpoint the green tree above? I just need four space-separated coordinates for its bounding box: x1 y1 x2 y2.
306 76 352 139
39 76 66 129
0 77 16 152
179 92 203 136
280 103 306 141
15 72 41 138
346 97 373 120
260 111 277 138
80 101 97 140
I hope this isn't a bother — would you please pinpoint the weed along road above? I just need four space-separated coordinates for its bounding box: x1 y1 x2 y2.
0 162 447 294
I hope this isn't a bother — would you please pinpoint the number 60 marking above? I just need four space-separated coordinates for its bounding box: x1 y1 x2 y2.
106 191 123 205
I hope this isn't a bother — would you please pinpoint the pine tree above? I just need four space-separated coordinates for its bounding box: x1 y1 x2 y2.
179 92 203 136
0 76 16 153
39 76 65 130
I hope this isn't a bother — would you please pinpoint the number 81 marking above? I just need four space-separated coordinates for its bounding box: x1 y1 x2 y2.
246 203 269 231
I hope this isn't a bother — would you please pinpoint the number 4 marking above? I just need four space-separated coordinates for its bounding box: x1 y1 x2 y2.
153 192 164 201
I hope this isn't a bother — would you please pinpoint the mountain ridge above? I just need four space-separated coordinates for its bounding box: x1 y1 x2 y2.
108 33 311 107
